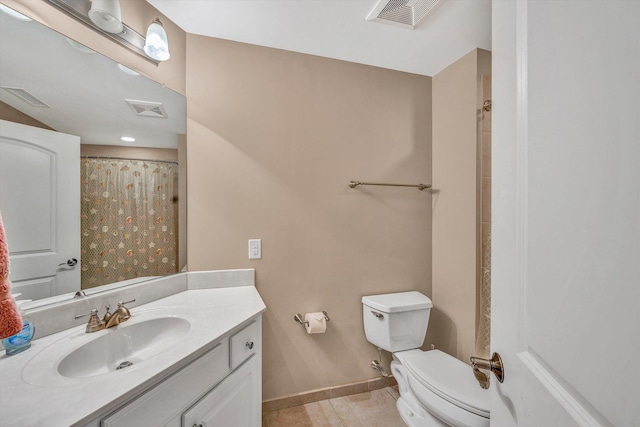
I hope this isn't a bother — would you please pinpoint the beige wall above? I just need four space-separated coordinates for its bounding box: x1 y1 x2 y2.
3 0 185 95
429 49 491 364
185 35 432 400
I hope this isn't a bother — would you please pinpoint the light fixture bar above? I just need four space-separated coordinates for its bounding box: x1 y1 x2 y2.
45 0 159 65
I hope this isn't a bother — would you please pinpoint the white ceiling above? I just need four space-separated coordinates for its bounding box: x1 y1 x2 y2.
147 0 492 77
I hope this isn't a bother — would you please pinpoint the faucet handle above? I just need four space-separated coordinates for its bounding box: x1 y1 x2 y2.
75 308 99 319
103 304 112 323
75 309 105 333
117 299 136 321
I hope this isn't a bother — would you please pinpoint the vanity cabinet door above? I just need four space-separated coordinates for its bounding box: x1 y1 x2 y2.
182 354 261 427
101 342 230 427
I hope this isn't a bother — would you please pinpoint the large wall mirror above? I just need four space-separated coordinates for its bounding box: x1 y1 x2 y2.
0 5 187 308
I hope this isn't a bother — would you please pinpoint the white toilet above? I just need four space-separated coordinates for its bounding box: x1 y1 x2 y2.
362 291 489 427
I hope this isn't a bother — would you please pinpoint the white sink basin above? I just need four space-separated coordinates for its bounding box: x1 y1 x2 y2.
58 317 190 379
23 311 192 386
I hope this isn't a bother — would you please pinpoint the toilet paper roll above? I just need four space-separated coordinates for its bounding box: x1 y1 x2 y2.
304 312 327 334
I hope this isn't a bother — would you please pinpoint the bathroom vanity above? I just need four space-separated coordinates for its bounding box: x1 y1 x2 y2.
0 272 266 427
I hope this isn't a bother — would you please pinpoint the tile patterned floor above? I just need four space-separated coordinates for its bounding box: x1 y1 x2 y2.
262 386 406 427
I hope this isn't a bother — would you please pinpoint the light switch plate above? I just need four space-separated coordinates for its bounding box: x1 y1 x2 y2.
248 239 261 259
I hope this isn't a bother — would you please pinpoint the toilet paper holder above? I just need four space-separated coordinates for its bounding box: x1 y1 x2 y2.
294 311 330 325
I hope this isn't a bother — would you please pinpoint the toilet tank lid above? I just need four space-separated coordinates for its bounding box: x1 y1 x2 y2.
362 291 432 313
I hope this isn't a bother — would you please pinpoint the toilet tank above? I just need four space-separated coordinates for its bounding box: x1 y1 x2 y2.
362 291 432 353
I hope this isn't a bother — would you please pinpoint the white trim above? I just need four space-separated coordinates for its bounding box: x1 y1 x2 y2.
514 0 529 353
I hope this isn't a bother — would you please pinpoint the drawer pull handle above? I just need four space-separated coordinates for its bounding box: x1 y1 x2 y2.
246 341 254 350
193 424 204 427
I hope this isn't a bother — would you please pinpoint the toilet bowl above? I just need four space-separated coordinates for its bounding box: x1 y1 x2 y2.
362 291 489 427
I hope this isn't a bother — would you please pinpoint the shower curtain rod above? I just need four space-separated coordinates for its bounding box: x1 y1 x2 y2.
348 180 431 191
81 156 178 165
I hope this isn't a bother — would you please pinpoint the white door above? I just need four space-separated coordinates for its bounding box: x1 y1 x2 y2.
0 119 80 300
491 1 639 426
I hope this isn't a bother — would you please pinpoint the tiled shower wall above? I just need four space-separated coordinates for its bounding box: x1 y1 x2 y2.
477 75 492 357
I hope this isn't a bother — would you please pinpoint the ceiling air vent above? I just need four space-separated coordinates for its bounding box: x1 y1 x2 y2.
1 86 50 108
125 99 167 118
366 0 444 30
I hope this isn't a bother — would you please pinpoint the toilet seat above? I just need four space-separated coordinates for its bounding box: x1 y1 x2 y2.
395 350 490 419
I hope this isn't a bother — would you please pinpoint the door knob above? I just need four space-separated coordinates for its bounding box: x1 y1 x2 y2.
58 258 78 267
470 352 504 389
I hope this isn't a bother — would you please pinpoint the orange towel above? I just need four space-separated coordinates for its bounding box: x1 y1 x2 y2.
0 211 22 340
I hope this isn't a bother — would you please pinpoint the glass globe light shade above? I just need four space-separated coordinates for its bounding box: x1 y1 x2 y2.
144 19 170 62
88 0 123 34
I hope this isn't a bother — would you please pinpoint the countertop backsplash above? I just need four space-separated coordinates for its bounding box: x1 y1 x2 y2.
20 269 255 341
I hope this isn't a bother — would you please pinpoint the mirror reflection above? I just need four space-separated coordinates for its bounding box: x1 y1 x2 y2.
0 6 187 305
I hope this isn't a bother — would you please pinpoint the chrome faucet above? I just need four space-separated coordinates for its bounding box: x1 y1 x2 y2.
75 299 136 333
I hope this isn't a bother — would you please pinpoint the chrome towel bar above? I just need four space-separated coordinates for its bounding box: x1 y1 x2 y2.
348 181 431 191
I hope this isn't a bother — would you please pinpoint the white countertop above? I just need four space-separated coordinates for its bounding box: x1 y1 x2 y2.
0 287 266 426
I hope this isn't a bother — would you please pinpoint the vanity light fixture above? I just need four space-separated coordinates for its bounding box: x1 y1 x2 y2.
143 18 170 62
45 0 160 65
0 4 32 21
120 136 135 142
88 0 123 34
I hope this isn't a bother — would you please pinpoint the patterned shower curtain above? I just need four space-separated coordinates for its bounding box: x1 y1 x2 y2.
80 158 178 289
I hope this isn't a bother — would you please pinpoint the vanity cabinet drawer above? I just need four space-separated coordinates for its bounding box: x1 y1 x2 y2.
101 341 230 427
230 321 259 369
